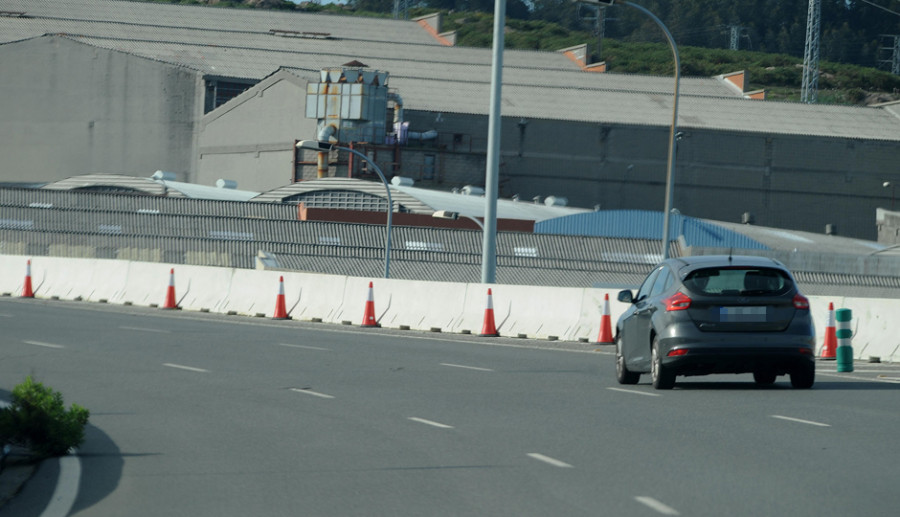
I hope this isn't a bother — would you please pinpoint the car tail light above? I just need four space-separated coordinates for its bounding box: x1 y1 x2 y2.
667 349 689 357
792 293 810 310
664 291 692 311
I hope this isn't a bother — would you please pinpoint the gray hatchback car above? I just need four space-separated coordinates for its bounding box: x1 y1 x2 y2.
615 255 816 389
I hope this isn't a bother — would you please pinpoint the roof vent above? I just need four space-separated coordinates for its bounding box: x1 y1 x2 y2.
152 170 176 181
544 196 568 207
269 29 332 39
216 179 238 189
461 185 485 196
391 177 414 187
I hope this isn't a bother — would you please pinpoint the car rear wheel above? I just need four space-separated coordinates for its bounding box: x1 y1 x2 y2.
651 338 675 390
753 369 777 386
790 362 815 389
616 336 640 385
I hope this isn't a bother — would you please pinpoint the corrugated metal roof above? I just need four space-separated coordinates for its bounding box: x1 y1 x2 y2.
3 0 899 142
252 177 590 222
1 0 442 46
42 174 260 201
536 210 768 249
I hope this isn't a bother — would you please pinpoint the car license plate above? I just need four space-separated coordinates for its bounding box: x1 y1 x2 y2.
719 306 767 322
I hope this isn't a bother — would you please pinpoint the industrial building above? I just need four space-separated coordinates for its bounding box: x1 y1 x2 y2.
2 0 900 243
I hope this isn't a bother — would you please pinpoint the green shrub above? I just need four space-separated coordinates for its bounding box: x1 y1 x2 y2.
0 377 89 457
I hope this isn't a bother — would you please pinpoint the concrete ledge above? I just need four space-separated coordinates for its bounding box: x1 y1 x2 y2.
0 254 896 362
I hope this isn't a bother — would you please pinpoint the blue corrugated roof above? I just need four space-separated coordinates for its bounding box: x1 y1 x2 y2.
535 210 768 250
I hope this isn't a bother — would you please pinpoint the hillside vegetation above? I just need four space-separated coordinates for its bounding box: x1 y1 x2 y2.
142 0 900 105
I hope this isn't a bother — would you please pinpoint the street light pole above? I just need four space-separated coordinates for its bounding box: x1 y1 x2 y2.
482 0 506 284
296 140 393 279
575 0 680 260
884 181 895 211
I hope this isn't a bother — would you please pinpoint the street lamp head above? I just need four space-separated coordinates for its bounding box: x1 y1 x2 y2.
884 181 892 188
296 140 333 152
432 210 460 221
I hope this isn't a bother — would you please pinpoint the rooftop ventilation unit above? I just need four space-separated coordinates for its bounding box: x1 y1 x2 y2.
306 67 389 145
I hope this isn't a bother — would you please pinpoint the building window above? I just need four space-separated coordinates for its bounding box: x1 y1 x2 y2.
424 154 436 180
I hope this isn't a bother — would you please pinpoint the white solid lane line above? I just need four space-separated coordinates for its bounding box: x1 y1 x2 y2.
290 388 335 399
526 453 573 468
606 387 661 397
279 343 329 351
119 326 170 333
24 340 64 349
162 363 210 373
818 371 900 384
635 496 680 515
408 417 454 429
41 454 81 517
771 415 831 427
440 363 494 372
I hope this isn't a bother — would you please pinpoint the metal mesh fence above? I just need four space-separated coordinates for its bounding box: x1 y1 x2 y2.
2 188 899 294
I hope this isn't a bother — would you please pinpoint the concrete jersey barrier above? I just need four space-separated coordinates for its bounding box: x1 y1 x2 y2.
0 255 896 362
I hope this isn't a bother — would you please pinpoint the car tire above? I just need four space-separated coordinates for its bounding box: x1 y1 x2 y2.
651 338 675 390
753 369 777 386
616 336 640 385
790 362 815 389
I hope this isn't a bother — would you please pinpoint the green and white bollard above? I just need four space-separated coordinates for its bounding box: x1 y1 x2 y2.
835 308 853 373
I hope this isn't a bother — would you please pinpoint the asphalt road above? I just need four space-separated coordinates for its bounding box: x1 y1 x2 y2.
2 297 900 517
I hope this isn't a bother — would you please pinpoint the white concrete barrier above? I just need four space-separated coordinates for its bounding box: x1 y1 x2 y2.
1 254 898 362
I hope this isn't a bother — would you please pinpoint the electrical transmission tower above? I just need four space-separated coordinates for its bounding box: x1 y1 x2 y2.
801 0 821 103
879 34 900 75
393 0 412 20
730 25 740 51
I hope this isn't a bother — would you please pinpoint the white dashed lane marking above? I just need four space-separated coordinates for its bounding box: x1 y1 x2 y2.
635 496 680 515
279 343 330 351
607 387 661 397
408 417 454 429
440 363 494 372
120 326 170 333
771 415 830 427
527 453 573 468
290 388 335 399
163 363 209 373
24 340 64 349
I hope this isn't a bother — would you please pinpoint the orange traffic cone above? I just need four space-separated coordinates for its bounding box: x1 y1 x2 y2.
21 259 34 298
273 276 289 320
479 288 499 337
162 268 178 310
820 302 837 359
361 281 379 327
596 293 614 344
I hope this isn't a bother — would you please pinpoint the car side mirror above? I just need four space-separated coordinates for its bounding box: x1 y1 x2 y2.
617 290 634 304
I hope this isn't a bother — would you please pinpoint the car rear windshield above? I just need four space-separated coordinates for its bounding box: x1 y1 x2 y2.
683 267 793 296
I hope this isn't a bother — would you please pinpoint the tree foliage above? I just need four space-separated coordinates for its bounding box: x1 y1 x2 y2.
0 377 90 458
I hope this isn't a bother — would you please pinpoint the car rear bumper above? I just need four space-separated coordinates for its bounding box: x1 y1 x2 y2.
658 333 815 376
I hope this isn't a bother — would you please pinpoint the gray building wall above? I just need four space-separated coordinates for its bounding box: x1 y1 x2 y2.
395 110 898 240
197 71 317 191
2 36 897 241
0 36 201 183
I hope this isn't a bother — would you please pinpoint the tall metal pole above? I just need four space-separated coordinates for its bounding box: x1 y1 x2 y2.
339 146 393 279
622 2 679 259
295 141 393 279
482 0 506 284
575 1 680 260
